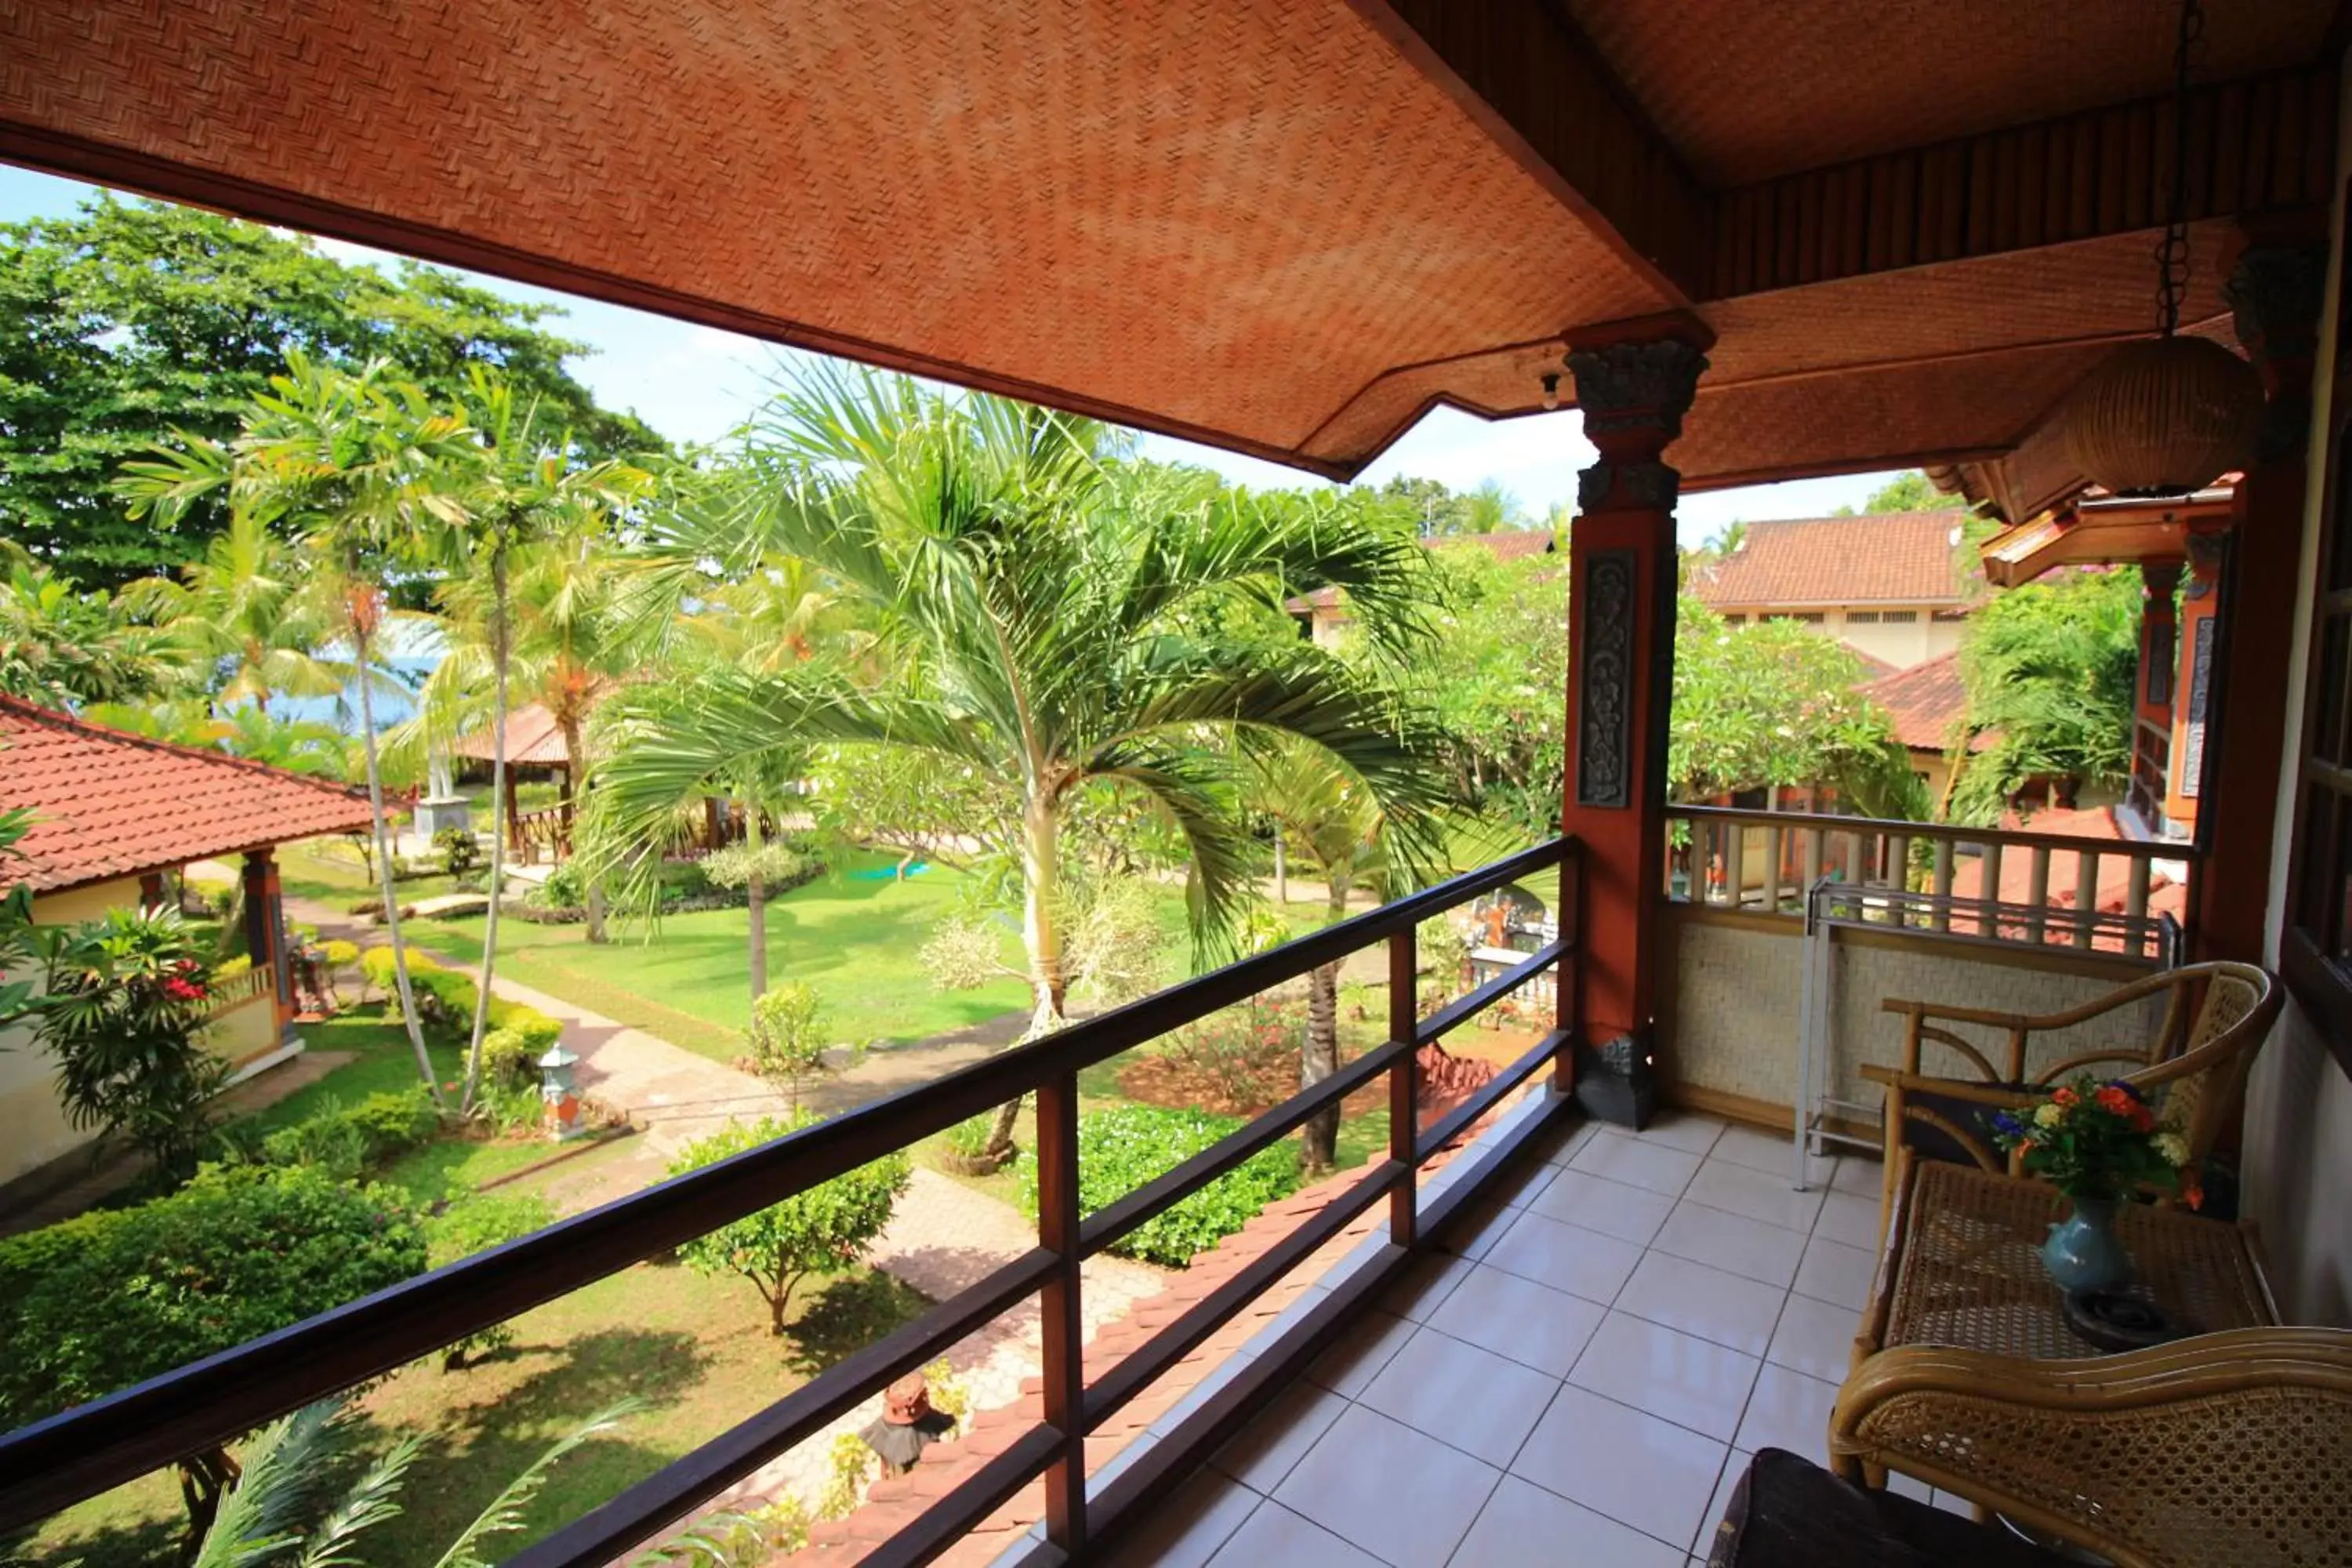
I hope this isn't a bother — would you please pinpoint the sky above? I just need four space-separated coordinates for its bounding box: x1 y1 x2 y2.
0 165 1896 545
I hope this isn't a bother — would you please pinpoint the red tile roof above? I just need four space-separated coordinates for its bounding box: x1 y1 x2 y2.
1691 513 1972 608
1857 652 1987 753
0 697 374 895
450 702 572 768
1838 642 1899 683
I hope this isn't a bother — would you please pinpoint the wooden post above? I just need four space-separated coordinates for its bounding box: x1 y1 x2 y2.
1388 929 1417 1248
1034 1071 1085 1553
1931 839 1955 931
2194 228 2325 960
241 848 292 1036
1559 323 1710 1123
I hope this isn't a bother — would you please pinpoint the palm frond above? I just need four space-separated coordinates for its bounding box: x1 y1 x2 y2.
430 1399 642 1568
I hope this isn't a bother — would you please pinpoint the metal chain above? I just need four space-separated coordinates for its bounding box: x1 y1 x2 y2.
2155 0 2207 336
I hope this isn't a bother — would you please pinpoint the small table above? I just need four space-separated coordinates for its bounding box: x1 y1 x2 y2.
1856 1160 2278 1367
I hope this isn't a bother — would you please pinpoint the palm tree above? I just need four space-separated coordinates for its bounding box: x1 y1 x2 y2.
117 509 354 716
409 372 648 1112
589 368 1449 1156
122 354 476 1108
1247 738 1431 1170
0 557 180 708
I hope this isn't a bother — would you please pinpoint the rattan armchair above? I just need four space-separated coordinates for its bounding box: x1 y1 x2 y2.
1829 1327 2352 1568
1860 960 2279 1232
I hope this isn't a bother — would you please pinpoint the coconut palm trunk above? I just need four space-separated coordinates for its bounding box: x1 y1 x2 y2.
351 612 441 1108
744 800 768 1003
559 712 608 942
461 549 510 1114
982 790 1069 1159
1301 878 1350 1171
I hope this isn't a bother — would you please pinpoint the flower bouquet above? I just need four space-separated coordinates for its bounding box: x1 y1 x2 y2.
1986 1076 2197 1292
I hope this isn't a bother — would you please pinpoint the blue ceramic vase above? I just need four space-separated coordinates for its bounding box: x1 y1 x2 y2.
2042 1196 2132 1293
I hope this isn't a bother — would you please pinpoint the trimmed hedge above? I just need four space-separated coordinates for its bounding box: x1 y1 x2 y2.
0 1164 426 1428
257 1087 441 1178
1017 1105 1301 1268
358 948 561 1087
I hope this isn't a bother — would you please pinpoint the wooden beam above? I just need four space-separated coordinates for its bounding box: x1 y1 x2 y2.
1705 64 2338 299
1349 0 1713 303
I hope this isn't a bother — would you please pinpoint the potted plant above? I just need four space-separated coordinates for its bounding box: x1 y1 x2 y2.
1987 1076 2198 1293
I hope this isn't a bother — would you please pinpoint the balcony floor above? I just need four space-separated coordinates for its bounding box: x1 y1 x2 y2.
1104 1113 1977 1567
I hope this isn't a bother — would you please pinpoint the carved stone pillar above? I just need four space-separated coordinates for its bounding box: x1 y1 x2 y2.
2195 232 2326 960
1561 325 1710 1127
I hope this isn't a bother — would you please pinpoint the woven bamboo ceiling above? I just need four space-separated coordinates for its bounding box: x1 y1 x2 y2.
2 2 2338 508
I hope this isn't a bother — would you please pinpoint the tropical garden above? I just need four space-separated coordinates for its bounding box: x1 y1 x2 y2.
0 196 2149 1563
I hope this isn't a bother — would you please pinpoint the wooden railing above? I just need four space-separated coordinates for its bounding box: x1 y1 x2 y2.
0 839 1582 1566
201 963 273 1018
1665 804 2198 958
508 803 572 863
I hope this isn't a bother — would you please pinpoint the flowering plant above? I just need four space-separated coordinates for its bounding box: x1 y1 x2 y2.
1986 1075 2199 1207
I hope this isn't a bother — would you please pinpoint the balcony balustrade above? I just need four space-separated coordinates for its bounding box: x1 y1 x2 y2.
0 839 1584 1568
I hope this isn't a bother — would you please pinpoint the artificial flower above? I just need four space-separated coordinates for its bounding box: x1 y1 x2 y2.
2051 1086 2078 1108
2154 1132 2190 1167
2034 1102 2065 1129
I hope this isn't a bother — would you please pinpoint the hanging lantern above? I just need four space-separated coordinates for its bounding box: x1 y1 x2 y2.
2060 336 2264 497
2059 0 2265 498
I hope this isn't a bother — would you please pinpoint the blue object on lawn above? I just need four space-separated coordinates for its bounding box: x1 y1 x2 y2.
847 862 931 881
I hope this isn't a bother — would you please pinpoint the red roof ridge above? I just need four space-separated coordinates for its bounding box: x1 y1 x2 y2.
0 695 369 805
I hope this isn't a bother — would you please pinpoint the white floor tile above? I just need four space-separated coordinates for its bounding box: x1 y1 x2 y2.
1733 1362 1841 1463
1524 1170 1679 1245
1426 1261 1608 1377
1304 1308 1417 1399
1479 1154 1561 1212
1810 1189 1884 1250
1483 1210 1646 1305
1682 1158 1827 1234
1831 1152 1886 1196
1204 1500 1385 1568
1764 1291 1861 1384
1210 1381 1347 1493
1707 1123 1827 1179
1450 1474 1686 1568
1792 1235 1878 1311
1439 1193 1521 1261
1692 1449 1748 1556
1101 1467 1261 1568
1361 1325 1560 1465
1569 1129 1704 1196
1613 1250 1790 1358
1627 1111 1727 1156
1650 1200 1806 1288
1511 1384 1729 1551
1537 1119 1602 1168
1377 1252 1475 1324
1568 1312 1760 1443
1273 1403 1499 1568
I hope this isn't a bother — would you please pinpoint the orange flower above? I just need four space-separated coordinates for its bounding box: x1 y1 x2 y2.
2180 1174 2204 1210
2052 1086 2078 1108
2093 1085 2134 1118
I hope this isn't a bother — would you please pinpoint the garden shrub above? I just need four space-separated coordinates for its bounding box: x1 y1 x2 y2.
1018 1105 1301 1268
320 938 361 969
479 1078 547 1137
425 1191 554 1368
538 860 586 909
667 1115 911 1337
942 1113 996 1160
481 1027 539 1090
213 953 253 978
0 1163 426 1432
434 824 482 878
1160 999 1303 1109
259 1087 441 1177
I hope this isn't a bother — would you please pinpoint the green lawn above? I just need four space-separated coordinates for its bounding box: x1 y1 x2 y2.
407 855 1042 1062
27 1258 930 1567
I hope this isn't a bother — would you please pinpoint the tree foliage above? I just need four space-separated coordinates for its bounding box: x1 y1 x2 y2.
37 904 229 1186
0 558 177 707
1950 566 2143 823
665 1115 912 1335
1018 1105 1301 1267
746 981 832 1111
1407 539 1569 840
0 196 660 586
1672 600 1925 818
0 1163 426 1428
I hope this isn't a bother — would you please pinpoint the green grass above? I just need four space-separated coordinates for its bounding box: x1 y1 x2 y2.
26 1259 931 1568
408 854 1038 1063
